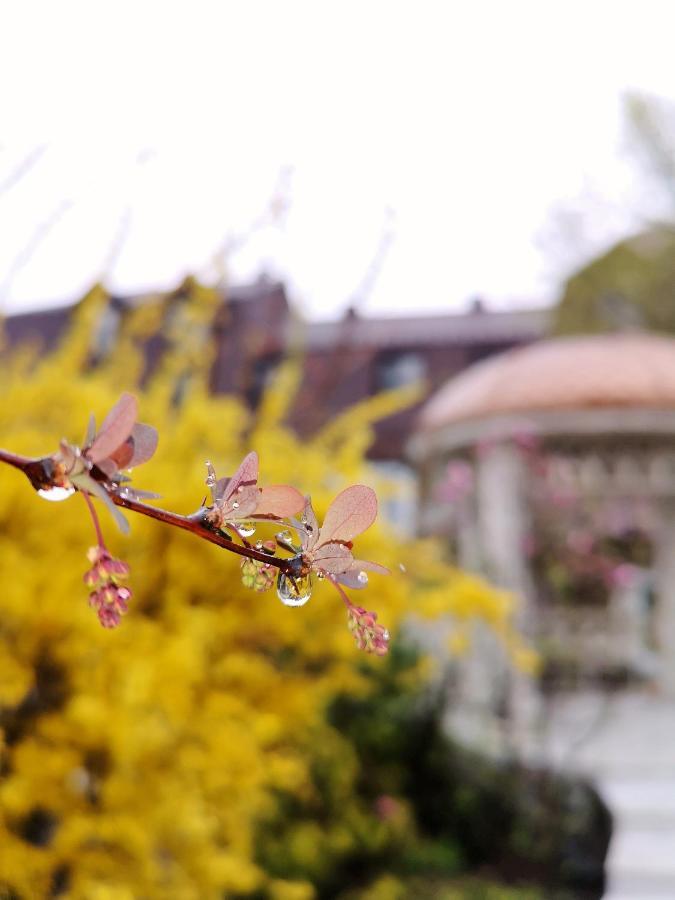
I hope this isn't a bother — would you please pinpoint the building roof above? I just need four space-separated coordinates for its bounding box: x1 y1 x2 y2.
420 333 675 431
302 306 550 350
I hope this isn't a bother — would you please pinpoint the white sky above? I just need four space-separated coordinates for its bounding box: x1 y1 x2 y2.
1 1 675 319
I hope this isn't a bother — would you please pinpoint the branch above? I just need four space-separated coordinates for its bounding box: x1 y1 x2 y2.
0 448 294 574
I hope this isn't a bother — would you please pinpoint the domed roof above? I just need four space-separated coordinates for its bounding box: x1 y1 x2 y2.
420 333 675 431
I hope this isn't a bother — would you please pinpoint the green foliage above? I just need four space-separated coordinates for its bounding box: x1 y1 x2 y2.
552 228 675 336
259 644 609 899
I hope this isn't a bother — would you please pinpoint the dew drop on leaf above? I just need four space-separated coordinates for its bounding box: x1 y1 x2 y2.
276 572 313 607
37 486 75 502
237 521 256 537
357 571 369 585
205 461 216 488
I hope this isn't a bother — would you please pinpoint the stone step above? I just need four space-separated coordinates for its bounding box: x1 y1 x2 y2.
600 777 675 820
604 826 675 898
599 778 675 899
605 874 675 899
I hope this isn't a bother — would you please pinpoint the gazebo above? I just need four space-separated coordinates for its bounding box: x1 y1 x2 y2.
409 334 675 893
411 332 675 698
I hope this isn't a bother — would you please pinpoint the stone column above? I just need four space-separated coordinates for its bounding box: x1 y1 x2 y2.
475 440 540 757
476 441 537 604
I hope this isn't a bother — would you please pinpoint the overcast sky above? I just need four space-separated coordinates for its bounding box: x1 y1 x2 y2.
1 1 675 319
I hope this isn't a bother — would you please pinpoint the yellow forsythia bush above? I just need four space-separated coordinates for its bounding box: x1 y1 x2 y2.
0 285 520 898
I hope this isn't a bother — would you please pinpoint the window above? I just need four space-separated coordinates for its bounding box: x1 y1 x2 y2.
375 352 426 391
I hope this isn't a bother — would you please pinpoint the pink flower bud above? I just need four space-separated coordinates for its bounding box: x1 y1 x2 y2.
83 546 132 628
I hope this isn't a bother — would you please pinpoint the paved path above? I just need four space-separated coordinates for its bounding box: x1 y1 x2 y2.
534 691 675 899
601 777 675 898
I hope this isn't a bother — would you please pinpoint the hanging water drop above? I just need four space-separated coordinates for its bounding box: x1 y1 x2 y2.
37 485 75 502
357 571 369 586
255 540 263 550
205 461 217 488
275 530 292 544
237 521 256 538
276 572 313 607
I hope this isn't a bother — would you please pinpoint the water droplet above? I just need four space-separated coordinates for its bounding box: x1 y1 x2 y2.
205 461 216 488
399 563 407 573
232 500 240 510
275 530 292 544
357 571 369 585
276 572 313 607
37 485 75 502
238 521 256 537
255 540 263 550
382 629 390 642
237 485 244 493
316 571 325 580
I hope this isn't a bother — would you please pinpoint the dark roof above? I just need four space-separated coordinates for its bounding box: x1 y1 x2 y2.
300 307 550 350
4 306 72 352
4 279 290 354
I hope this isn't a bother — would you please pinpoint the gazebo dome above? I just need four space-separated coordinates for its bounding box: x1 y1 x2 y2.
420 333 675 432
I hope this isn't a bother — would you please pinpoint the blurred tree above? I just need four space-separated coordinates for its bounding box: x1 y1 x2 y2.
552 92 675 336
552 227 675 335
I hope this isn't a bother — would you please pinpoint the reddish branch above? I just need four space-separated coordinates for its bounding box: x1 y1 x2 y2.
0 447 294 574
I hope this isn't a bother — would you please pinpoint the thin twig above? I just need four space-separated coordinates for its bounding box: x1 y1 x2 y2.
0 448 294 574
82 491 107 549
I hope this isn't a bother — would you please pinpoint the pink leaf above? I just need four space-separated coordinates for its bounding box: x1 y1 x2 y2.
108 440 134 471
336 559 390 589
94 458 119 479
221 452 259 501
318 485 378 545
87 393 138 464
225 492 260 519
312 541 353 574
128 423 158 468
214 477 231 499
349 559 390 575
257 484 305 518
300 497 319 551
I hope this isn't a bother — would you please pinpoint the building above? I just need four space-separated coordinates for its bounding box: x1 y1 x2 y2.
4 278 550 464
